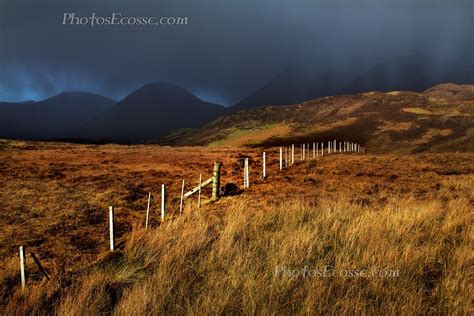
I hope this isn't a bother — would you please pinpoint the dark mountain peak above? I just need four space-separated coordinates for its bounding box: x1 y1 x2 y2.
123 82 198 104
79 81 225 142
44 91 116 105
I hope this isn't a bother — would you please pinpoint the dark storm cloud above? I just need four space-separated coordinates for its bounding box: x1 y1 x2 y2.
0 0 472 105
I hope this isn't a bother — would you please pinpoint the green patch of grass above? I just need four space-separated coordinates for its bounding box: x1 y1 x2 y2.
402 107 434 115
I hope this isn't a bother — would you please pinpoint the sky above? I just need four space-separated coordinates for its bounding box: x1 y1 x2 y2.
0 0 472 105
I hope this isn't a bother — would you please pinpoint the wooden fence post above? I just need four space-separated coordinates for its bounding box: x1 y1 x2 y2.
145 192 151 229
19 246 26 291
302 144 305 160
291 144 295 165
179 179 185 213
212 162 221 201
109 206 114 251
316 142 319 158
243 158 249 188
263 152 266 179
285 146 288 168
30 252 50 280
243 159 246 187
279 147 282 171
198 174 202 208
321 143 324 157
161 184 166 221
246 158 249 187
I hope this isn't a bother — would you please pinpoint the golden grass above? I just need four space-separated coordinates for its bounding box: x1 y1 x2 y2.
402 107 434 115
1 190 472 315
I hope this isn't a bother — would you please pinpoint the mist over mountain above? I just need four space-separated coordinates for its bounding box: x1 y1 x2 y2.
232 55 474 111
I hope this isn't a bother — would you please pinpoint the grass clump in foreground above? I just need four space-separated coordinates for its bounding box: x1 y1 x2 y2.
1 190 472 315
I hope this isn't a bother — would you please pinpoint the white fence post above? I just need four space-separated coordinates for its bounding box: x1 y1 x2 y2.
198 174 202 208
19 246 26 291
263 151 266 179
161 184 166 222
109 206 114 251
145 192 151 229
179 179 185 214
291 144 295 165
243 158 250 188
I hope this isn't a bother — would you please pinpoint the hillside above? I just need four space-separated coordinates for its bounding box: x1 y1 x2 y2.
0 92 115 140
177 84 474 153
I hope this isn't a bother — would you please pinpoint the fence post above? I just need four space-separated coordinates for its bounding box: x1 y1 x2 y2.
246 158 250 187
212 162 221 201
279 147 282 171
179 179 185 213
316 142 319 158
30 252 50 280
243 158 249 188
291 144 295 165
243 159 246 187
263 152 266 179
19 246 26 291
161 184 166 221
109 206 114 251
145 192 151 229
321 143 324 157
302 144 305 160
198 174 202 208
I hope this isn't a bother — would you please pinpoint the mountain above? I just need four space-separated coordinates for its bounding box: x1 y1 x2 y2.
232 55 474 112
175 83 474 154
79 82 225 142
0 92 115 140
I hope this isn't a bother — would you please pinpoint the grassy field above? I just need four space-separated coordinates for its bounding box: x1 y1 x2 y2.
0 140 472 314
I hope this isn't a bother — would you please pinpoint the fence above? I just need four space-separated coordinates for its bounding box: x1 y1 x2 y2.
16 139 364 290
